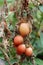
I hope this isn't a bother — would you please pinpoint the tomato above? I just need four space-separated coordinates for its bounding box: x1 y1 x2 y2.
19 23 29 37
16 44 26 55
14 35 23 46
25 47 33 56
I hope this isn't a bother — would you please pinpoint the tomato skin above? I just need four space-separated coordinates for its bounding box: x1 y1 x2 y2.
19 23 29 37
14 35 23 46
25 47 33 56
16 44 26 55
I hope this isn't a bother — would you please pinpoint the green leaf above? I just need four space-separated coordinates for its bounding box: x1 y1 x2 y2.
29 2 35 9
0 38 2 42
39 6 43 12
5 58 18 65
0 0 13 6
0 51 4 59
6 12 18 27
35 58 43 65
0 0 4 6
40 32 43 48
33 37 43 56
22 58 43 65
37 10 41 19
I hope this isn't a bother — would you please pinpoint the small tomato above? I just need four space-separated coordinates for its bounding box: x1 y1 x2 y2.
17 44 26 55
14 35 23 46
25 47 33 56
19 23 29 37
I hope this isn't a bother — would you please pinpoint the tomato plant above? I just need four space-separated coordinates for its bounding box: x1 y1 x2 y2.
0 0 43 65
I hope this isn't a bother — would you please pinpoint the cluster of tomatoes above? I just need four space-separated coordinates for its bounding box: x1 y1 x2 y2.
13 22 33 57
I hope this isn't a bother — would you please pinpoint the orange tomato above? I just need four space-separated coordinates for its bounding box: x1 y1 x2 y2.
17 44 26 55
19 23 29 37
14 35 23 46
25 47 33 56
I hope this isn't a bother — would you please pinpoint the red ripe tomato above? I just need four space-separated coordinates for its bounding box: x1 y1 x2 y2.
19 23 29 37
14 35 23 46
25 47 33 56
16 44 26 55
